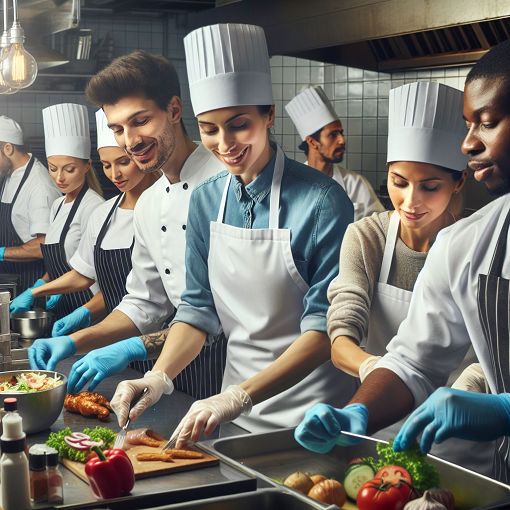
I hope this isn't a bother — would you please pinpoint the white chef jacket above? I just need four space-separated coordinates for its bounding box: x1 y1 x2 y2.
377 194 510 405
332 165 385 221
0 156 60 242
70 195 134 281
115 144 223 333
45 189 104 263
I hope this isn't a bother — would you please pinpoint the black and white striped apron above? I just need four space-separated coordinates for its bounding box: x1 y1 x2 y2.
40 184 93 319
0 156 45 292
478 207 510 484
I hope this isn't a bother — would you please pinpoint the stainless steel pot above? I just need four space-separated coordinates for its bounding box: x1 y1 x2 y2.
10 311 54 339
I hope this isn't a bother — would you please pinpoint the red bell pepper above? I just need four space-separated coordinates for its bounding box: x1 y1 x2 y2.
85 446 135 499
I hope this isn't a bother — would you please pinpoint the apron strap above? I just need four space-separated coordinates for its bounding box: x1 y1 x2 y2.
95 193 125 249
0 155 35 205
56 183 89 245
379 212 400 284
488 208 510 277
216 174 232 223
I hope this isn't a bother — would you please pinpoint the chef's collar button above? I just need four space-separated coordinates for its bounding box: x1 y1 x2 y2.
182 225 186 230
183 183 188 190
161 225 167 232
165 268 171 275
166 186 170 193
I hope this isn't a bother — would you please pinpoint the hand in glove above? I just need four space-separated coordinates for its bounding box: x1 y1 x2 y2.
294 403 369 454
358 355 382 382
110 370 173 427
451 363 488 393
52 306 91 336
170 386 252 449
46 294 63 311
67 337 147 394
28 335 76 371
9 278 46 314
394 387 510 454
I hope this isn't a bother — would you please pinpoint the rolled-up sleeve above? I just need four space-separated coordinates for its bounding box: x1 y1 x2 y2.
301 184 354 333
115 207 174 334
29 184 60 236
376 234 472 405
70 217 97 280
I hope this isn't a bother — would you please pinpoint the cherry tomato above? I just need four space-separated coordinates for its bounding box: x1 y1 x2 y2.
357 478 413 510
375 465 413 485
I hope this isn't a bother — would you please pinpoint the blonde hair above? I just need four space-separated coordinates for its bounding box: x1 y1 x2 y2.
85 163 103 196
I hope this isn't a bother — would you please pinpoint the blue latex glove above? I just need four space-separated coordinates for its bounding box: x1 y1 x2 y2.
28 335 76 371
46 294 63 311
9 278 46 314
394 387 510 454
52 306 91 336
67 337 147 394
294 403 369 454
0 246 5 262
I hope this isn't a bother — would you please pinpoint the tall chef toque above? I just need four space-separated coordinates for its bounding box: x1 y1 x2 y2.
95 109 119 150
184 23 273 116
387 82 467 171
285 86 339 140
0 116 23 145
43 103 91 160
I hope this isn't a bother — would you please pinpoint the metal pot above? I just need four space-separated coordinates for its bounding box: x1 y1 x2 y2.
10 311 54 339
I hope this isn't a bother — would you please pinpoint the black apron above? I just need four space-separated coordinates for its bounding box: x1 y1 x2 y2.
40 184 93 319
477 208 510 484
0 156 46 292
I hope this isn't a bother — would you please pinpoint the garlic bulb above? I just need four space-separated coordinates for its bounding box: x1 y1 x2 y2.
404 491 447 510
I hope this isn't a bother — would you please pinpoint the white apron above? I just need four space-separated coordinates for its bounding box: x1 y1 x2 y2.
208 146 358 432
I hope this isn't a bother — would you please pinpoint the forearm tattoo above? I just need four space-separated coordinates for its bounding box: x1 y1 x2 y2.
141 328 170 359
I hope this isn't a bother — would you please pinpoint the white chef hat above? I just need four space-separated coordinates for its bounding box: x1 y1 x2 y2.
387 82 467 171
95 109 119 150
0 116 23 145
184 23 273 116
285 86 339 140
43 103 91 159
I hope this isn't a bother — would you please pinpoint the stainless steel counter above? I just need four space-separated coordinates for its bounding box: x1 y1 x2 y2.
27 358 253 510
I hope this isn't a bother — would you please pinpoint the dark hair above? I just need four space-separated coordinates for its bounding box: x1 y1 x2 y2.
466 39 510 92
85 50 181 110
298 127 323 156
388 161 465 181
0 141 26 153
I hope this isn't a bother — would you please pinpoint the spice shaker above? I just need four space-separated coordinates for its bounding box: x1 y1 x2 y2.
46 447 63 504
28 448 48 504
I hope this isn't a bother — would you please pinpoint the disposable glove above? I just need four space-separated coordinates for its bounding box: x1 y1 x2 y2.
46 294 63 311
394 387 510 455
358 355 382 382
110 370 174 427
9 278 46 314
0 247 5 261
451 363 488 393
52 306 91 337
28 335 76 371
67 337 147 394
294 403 369 454
170 386 253 449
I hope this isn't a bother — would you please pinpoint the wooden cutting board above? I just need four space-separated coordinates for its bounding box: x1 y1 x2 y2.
62 445 219 482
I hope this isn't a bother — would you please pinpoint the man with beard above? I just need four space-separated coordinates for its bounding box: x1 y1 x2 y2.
0 116 60 292
295 39 510 484
29 50 226 399
286 86 384 221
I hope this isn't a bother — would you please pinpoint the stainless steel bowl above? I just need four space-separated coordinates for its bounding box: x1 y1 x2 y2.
10 311 54 339
0 370 67 434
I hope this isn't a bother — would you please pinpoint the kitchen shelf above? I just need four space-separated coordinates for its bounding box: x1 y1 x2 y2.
38 72 95 78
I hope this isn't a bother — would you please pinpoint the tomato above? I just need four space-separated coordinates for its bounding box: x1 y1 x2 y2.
375 465 413 485
357 478 413 510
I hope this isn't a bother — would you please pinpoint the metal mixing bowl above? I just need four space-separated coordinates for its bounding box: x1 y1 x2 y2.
0 370 67 434
10 311 54 339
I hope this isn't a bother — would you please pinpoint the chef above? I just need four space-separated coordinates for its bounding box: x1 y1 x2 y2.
10 103 104 318
286 85 384 221
29 50 227 400
109 23 358 441
0 116 60 293
294 39 510 483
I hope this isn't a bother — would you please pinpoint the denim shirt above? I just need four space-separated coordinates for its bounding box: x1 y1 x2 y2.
175 152 354 336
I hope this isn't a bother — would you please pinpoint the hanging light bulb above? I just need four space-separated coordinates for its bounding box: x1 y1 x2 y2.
1 0 37 89
0 0 16 94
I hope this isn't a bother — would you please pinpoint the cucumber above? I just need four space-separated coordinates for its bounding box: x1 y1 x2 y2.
343 463 375 500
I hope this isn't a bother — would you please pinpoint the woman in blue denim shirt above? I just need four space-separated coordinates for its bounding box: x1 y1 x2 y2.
110 22 357 440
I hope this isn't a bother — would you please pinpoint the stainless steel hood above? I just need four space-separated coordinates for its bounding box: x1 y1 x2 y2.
190 0 510 71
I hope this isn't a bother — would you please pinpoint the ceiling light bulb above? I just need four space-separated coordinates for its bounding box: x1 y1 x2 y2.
2 38 37 89
0 1 16 94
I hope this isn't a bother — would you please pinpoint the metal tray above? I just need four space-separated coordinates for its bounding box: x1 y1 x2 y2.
149 488 338 510
203 428 510 510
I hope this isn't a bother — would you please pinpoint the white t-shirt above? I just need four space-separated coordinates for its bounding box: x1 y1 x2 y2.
0 156 61 242
70 195 134 281
45 188 104 263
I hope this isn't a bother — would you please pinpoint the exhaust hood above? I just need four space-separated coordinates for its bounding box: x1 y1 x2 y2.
191 0 510 71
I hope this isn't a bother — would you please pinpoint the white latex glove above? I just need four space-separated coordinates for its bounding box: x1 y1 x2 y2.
358 355 382 382
110 370 174 427
451 363 488 393
171 385 252 448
